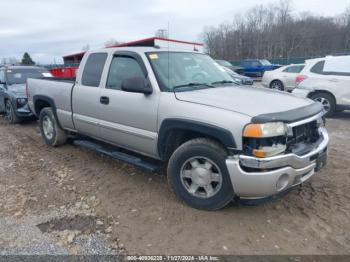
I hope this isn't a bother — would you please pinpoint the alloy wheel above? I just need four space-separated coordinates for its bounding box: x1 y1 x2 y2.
315 97 331 112
180 156 223 199
42 115 54 140
271 81 283 91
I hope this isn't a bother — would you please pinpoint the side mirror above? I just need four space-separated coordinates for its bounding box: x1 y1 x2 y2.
121 77 152 95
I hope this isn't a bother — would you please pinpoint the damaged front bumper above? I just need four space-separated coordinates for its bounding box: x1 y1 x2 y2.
16 103 33 118
226 127 329 199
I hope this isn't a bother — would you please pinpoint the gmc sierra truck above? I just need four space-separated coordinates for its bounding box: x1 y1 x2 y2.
27 46 329 210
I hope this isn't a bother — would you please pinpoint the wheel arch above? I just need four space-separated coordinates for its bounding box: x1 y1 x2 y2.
3 94 14 105
157 119 237 161
33 95 62 128
308 90 337 104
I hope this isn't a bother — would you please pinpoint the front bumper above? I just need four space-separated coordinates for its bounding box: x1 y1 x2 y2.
16 103 33 118
226 127 329 199
292 88 311 98
242 79 254 85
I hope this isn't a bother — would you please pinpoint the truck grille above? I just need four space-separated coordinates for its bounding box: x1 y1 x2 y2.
286 120 320 154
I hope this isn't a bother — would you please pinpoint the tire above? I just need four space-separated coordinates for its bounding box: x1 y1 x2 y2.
39 107 67 146
270 80 284 91
167 138 234 210
4 99 20 124
310 92 336 117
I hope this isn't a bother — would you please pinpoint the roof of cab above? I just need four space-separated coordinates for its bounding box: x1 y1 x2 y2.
1 65 46 70
88 46 201 54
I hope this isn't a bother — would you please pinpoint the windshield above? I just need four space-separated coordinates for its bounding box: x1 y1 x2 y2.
6 68 52 85
223 67 240 77
216 60 232 67
147 52 233 91
260 59 272 66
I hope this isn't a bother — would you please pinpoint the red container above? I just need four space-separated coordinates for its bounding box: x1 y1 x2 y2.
49 66 77 78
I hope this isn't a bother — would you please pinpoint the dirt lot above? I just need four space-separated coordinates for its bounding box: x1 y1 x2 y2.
0 113 350 255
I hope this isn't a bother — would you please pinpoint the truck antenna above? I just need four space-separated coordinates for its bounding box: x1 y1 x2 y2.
167 21 170 93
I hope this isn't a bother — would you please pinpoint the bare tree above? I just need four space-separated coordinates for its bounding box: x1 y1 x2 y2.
200 1 350 62
1 57 19 65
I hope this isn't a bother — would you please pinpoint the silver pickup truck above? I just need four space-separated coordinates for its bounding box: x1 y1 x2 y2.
27 47 329 210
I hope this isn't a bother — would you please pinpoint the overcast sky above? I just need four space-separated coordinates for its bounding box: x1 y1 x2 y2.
0 0 349 64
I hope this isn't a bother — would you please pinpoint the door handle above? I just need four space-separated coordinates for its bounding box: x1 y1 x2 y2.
100 96 109 105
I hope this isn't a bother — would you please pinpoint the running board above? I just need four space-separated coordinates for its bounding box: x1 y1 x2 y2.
73 139 161 173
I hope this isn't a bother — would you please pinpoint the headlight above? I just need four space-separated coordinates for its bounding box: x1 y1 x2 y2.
16 98 28 106
243 122 287 138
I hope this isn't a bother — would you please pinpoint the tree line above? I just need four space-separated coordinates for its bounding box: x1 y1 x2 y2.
1 52 35 65
201 0 350 62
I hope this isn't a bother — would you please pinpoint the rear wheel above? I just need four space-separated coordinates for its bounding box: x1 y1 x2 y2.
167 138 234 210
4 100 20 124
39 107 67 146
310 92 336 117
270 80 284 91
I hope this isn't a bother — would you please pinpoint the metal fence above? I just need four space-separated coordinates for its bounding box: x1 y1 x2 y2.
230 52 350 66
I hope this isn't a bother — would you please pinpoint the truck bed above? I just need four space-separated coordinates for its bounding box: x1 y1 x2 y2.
37 76 76 83
27 77 76 130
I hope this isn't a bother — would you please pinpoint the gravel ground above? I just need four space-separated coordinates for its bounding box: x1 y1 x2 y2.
0 111 350 255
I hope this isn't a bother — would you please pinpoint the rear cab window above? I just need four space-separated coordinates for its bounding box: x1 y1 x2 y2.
82 53 108 87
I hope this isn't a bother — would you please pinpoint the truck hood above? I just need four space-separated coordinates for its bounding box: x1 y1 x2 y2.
175 86 314 118
7 84 26 97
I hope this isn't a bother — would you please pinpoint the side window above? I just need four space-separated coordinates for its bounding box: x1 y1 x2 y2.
106 56 145 90
283 65 304 73
296 65 305 73
310 61 325 75
251 61 261 67
283 67 291 73
81 53 108 87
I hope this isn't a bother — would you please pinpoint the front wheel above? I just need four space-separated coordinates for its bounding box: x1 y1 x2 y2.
310 92 336 117
39 107 67 147
167 138 234 210
4 100 20 124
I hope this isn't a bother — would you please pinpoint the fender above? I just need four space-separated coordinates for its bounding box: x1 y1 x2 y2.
158 118 237 160
33 95 62 128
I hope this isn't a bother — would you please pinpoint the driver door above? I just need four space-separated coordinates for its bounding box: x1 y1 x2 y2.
99 52 159 157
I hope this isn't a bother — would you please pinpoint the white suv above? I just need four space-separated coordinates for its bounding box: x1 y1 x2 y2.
293 55 350 117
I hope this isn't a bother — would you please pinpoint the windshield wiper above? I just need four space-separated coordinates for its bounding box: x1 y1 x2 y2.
211 80 235 85
172 82 215 91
